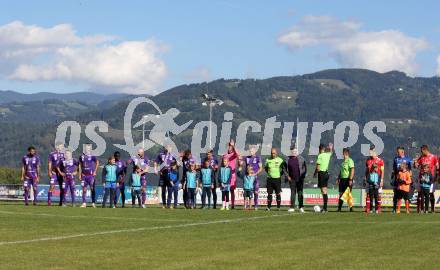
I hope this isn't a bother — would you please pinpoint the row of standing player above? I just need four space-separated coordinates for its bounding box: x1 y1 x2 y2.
20 140 270 209
21 141 439 212
315 143 439 214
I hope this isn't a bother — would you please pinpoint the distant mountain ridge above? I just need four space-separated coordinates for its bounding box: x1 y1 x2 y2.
0 90 128 105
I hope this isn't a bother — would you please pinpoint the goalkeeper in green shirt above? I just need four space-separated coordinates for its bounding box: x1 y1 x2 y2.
265 148 287 211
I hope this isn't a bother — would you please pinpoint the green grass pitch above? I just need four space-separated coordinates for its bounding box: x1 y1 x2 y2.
0 202 439 270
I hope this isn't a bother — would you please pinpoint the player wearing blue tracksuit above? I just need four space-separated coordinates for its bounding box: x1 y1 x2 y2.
367 165 380 213
218 158 232 210
181 150 196 208
239 164 256 209
102 156 118 208
200 159 214 209
130 165 143 208
185 164 198 209
420 165 434 213
167 162 180 208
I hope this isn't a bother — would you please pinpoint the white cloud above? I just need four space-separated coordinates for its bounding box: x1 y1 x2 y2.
278 16 428 75
278 16 360 49
0 21 167 94
0 21 112 48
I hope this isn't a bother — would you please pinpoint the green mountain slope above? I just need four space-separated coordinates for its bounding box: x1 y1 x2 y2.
1 69 440 187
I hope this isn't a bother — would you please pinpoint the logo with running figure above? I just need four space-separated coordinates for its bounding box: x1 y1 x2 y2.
55 96 386 160
114 97 192 157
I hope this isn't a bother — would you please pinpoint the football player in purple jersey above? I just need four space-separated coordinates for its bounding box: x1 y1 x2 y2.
21 146 41 206
127 148 149 207
113 151 127 207
79 144 99 208
58 150 79 207
240 145 263 210
154 145 177 208
47 142 65 206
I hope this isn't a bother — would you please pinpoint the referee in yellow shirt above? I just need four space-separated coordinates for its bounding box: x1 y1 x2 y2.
313 143 333 213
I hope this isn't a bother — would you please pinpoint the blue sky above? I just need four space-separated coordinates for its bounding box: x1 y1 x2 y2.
0 0 439 94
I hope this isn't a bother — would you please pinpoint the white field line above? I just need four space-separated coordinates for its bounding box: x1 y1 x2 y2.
0 213 290 246
0 210 193 222
263 220 440 225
